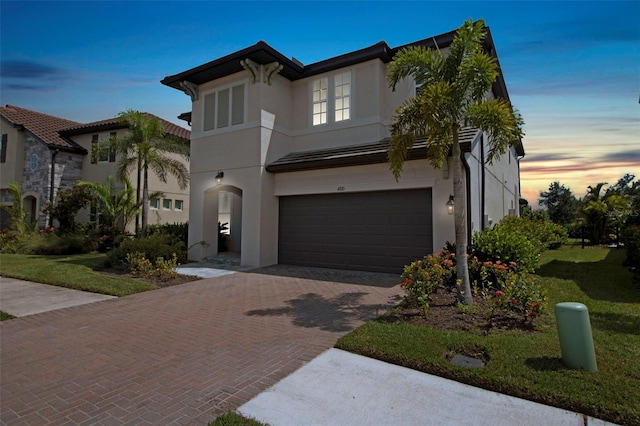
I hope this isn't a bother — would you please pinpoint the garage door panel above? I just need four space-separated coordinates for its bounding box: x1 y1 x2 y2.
279 189 433 273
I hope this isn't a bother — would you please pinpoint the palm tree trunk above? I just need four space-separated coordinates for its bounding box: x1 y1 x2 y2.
141 166 149 236
135 155 142 234
452 125 473 304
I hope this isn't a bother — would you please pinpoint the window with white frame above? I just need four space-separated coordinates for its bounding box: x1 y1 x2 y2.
150 198 159 210
163 199 172 210
312 77 328 125
203 84 245 131
334 71 351 122
174 199 183 211
312 71 351 126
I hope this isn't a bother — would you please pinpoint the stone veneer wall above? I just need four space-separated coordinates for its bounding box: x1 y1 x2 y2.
22 137 84 228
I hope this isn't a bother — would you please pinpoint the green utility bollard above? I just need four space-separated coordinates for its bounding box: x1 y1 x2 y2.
555 302 597 372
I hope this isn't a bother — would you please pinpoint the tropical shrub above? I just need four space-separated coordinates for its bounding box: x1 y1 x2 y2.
400 253 455 314
467 255 518 290
106 233 186 268
0 227 94 255
42 185 92 232
482 273 547 323
125 251 178 281
472 225 541 273
496 215 568 251
623 225 640 267
146 222 188 245
399 250 546 323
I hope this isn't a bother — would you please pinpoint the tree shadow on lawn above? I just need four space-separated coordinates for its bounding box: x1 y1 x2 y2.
590 311 640 336
56 254 110 270
525 356 567 372
246 292 400 333
536 250 639 304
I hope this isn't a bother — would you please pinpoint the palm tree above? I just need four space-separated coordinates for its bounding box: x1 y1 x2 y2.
386 19 524 304
0 182 31 234
114 110 190 235
76 177 144 234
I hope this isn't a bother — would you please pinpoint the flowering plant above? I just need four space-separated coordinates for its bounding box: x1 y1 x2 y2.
400 254 455 314
482 272 547 323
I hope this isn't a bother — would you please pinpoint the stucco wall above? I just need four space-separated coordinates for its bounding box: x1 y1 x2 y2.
0 117 26 188
185 50 520 267
70 129 190 230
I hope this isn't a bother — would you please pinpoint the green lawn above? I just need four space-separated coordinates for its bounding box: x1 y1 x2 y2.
0 253 157 296
336 246 639 425
209 412 268 426
0 310 15 321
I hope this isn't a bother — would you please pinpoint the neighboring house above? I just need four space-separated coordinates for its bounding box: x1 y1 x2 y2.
161 25 525 273
0 105 85 228
0 105 191 231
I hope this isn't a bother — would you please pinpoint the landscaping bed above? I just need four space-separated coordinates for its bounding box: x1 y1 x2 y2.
0 253 200 297
336 246 640 425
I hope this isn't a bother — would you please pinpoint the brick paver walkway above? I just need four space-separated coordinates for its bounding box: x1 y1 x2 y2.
0 271 402 425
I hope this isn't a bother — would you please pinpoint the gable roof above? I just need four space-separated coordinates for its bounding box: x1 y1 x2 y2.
60 113 191 141
0 105 87 154
160 24 510 102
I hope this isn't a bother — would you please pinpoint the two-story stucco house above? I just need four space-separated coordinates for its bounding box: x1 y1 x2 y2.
0 105 191 231
161 25 524 273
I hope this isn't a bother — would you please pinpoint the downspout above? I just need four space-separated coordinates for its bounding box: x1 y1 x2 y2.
480 135 486 230
462 152 472 246
48 148 59 227
517 152 525 215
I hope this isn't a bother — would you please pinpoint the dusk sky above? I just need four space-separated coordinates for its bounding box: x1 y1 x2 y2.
1 1 638 208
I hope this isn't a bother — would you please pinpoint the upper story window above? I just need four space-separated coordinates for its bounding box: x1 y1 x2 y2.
91 132 116 164
29 154 38 171
312 77 328 125
203 83 245 131
312 71 351 126
334 71 351 122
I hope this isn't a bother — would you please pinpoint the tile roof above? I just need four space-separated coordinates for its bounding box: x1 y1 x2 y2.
61 113 190 141
0 105 87 154
266 128 482 173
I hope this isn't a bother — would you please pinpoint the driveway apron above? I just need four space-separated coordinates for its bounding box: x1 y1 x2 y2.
0 270 402 425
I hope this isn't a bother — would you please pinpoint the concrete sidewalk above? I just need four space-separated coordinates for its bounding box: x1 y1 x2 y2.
0 277 116 317
239 349 614 426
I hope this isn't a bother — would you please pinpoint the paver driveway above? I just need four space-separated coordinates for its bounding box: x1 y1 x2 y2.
0 269 402 425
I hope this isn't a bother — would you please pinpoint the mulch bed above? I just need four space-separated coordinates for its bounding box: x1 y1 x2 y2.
382 287 542 335
97 267 201 288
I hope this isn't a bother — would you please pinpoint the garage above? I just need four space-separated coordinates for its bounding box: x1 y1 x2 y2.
278 189 433 273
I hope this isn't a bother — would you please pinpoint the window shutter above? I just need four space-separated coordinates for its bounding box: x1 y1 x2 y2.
91 135 99 164
231 85 244 125
109 132 116 162
217 88 230 128
204 93 216 130
0 134 7 163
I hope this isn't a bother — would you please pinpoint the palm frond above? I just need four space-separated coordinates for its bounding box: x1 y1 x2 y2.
466 99 524 164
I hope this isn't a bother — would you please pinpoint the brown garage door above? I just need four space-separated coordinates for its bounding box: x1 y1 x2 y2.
278 189 433 273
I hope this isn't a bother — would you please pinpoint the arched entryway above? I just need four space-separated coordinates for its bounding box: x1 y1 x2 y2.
203 185 243 258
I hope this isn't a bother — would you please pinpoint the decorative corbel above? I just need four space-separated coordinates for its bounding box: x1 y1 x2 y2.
263 62 283 85
241 58 261 84
179 81 199 102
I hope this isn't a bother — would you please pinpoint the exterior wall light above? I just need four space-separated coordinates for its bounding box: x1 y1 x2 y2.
215 171 224 185
446 195 455 215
